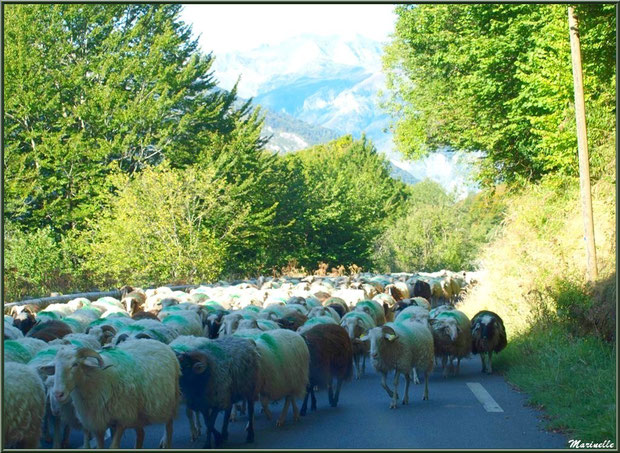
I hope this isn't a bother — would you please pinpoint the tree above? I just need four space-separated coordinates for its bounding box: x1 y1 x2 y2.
382 4 615 186
4 4 261 233
284 136 409 270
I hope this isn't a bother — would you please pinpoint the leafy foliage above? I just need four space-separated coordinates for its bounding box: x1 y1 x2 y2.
281 136 410 270
383 4 615 186
4 4 259 233
81 162 242 287
372 180 505 272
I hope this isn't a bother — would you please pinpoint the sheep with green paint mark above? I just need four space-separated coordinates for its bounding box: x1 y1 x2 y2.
112 319 179 345
4 337 48 364
4 339 35 363
4 361 46 448
297 315 338 334
235 329 310 427
429 309 472 377
237 318 280 332
47 339 180 448
307 306 341 323
160 311 203 337
362 320 434 408
354 299 386 326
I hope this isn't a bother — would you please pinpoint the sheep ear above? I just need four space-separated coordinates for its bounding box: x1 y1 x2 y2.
384 333 398 342
40 364 55 375
192 361 207 374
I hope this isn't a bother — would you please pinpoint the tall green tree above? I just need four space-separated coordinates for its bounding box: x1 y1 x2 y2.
4 4 261 233
284 135 409 270
383 4 615 186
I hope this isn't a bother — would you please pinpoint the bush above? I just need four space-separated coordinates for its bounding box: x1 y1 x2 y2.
3 223 80 301
80 162 251 288
372 179 504 273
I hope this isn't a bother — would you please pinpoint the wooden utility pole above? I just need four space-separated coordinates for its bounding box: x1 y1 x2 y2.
568 5 598 282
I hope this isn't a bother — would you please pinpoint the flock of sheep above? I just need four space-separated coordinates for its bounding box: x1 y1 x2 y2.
3 270 507 449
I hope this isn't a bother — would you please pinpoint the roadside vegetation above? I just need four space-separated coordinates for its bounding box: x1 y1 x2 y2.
3 3 615 443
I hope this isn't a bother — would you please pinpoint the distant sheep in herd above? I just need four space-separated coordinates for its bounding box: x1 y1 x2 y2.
3 270 493 448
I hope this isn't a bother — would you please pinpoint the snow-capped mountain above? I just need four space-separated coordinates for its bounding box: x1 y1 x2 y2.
212 34 478 196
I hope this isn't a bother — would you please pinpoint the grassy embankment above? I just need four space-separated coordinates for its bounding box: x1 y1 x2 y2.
458 175 616 444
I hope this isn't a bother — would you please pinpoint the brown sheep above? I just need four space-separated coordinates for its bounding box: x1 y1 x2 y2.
300 323 353 415
26 320 72 342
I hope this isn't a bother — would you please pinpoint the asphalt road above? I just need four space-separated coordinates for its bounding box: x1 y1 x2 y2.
44 355 568 449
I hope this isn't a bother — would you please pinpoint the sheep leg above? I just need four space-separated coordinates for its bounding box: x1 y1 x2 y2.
300 385 311 416
310 384 317 411
61 424 71 448
480 353 487 373
221 406 232 441
260 395 273 420
135 426 145 448
380 372 394 398
187 407 200 442
353 353 361 380
291 397 300 422
52 414 62 448
245 398 255 443
390 371 400 409
332 378 343 407
362 353 367 374
158 418 173 449
82 431 91 449
94 431 105 449
203 408 222 449
327 377 334 407
441 356 449 377
487 351 493 374
43 408 53 443
423 371 429 400
412 367 420 384
402 373 411 405
276 396 292 427
456 357 461 375
109 425 125 449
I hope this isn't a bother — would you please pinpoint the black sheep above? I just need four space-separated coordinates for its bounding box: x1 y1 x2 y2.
471 310 507 374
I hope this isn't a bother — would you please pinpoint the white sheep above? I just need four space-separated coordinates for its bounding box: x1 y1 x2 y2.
234 328 310 427
4 319 25 339
4 361 47 448
307 306 341 323
363 321 434 408
160 310 203 337
339 311 376 379
48 339 180 448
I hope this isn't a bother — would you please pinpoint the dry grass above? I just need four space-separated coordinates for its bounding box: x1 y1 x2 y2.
458 177 616 338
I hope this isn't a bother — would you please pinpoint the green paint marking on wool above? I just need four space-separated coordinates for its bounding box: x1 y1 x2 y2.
33 347 61 361
147 329 168 343
162 306 182 312
102 347 136 366
123 324 146 333
199 342 226 361
162 314 187 325
4 341 31 362
171 343 191 353
244 305 260 313
259 332 283 364
38 311 59 320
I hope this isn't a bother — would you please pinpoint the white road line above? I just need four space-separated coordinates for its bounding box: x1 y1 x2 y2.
467 382 504 412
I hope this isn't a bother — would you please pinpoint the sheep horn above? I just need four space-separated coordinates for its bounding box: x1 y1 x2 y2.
76 347 105 368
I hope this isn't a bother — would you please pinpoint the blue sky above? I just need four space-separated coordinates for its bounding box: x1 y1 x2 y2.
179 4 397 55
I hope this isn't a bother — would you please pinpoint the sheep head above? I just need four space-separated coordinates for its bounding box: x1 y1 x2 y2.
51 346 108 404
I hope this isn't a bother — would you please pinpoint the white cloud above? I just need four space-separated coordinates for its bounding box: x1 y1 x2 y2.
179 4 396 55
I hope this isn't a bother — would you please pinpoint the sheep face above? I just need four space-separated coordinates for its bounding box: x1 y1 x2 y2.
219 313 243 336
365 326 398 362
237 318 259 330
340 316 366 340
50 347 106 405
123 297 141 317
430 317 460 342
13 311 36 335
